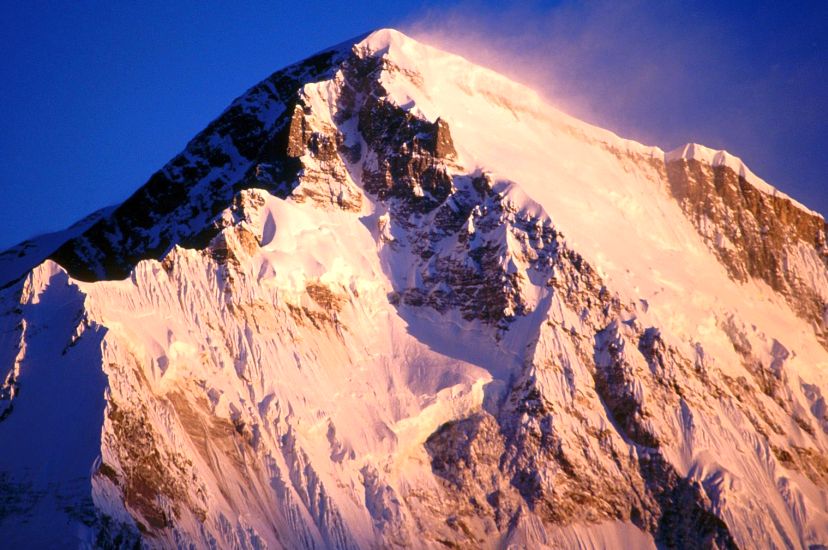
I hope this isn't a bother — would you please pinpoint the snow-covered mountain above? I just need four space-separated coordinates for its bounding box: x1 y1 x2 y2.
1 28 827 549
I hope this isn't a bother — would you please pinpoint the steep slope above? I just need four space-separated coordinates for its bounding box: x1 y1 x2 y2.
664 143 828 348
1 28 827 549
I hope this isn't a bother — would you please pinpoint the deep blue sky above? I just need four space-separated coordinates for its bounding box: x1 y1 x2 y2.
1 1 826 249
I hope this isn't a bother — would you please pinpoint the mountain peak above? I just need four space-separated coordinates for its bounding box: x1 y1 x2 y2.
359 27 412 49
1 29 827 550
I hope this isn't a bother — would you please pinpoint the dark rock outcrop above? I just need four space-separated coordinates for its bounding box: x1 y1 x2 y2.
48 49 351 281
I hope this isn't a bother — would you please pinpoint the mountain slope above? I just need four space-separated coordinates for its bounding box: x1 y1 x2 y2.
1 28 827 549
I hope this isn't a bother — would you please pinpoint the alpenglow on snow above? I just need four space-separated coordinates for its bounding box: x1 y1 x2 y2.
1 29 827 549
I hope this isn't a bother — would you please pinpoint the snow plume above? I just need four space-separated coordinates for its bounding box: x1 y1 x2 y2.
401 0 828 216
401 1 732 144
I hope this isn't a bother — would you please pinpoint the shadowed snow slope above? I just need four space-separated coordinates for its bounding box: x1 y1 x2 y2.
0 28 827 549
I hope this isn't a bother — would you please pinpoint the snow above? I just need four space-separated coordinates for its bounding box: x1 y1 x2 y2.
75 189 494 547
353 28 828 547
0 263 108 547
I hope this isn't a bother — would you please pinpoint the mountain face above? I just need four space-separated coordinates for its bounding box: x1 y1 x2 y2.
1 28 827 549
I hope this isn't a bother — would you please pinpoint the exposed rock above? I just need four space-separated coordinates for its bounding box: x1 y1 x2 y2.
666 158 828 347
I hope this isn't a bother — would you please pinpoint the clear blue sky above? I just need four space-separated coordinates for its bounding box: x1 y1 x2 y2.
1 1 826 249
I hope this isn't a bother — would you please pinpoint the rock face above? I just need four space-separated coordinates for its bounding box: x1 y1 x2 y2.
47 45 354 282
1 28 828 549
664 151 828 348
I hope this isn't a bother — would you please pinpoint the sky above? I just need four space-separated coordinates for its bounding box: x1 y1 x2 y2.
1 1 826 249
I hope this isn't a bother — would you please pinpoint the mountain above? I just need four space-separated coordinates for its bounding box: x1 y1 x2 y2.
1 28 827 549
